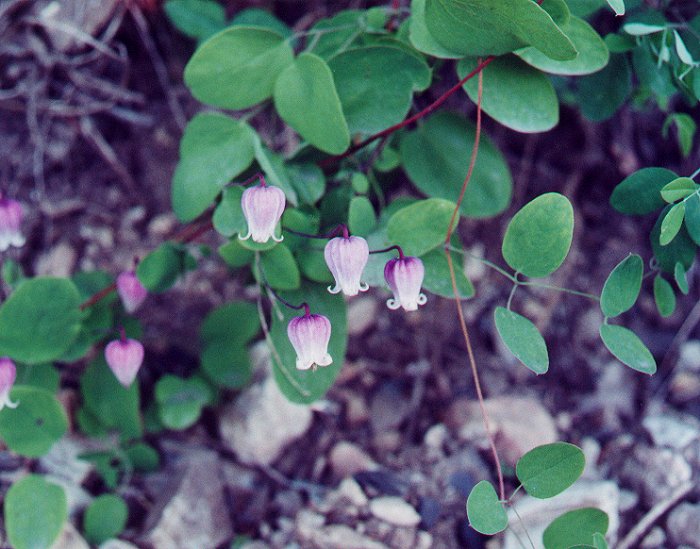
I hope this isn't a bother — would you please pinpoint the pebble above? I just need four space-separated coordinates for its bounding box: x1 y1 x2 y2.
99 541 140 549
329 441 378 478
640 526 666 548
369 496 421 527
667 502 700 547
51 523 89 549
370 383 411 433
35 242 77 277
677 341 700 371
643 414 699 450
619 446 692 505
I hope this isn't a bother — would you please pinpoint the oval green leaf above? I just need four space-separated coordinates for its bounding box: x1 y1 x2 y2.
610 167 677 215
0 278 81 364
516 442 585 498
653 275 676 318
660 177 698 203
543 508 609 549
0 386 68 457
83 494 128 545
155 375 213 430
164 0 225 41
213 186 246 237
659 202 685 246
5 475 67 549
409 0 464 58
460 56 559 133
201 340 252 389
421 248 475 299
494 307 549 374
273 53 350 154
600 254 643 318
201 301 260 345
684 192 700 245
502 193 574 278
348 196 377 237
259 244 301 290
184 27 294 109
599 324 657 375
466 480 508 535
387 198 456 257
651 206 696 273
674 261 689 295
400 112 512 218
137 243 183 293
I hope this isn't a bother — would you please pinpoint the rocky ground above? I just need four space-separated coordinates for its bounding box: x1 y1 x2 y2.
1 1 700 548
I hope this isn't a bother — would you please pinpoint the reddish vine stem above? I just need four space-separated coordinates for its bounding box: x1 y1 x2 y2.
442 67 505 500
79 218 214 311
320 56 495 168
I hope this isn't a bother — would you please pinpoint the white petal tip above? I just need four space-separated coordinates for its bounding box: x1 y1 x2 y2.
417 293 428 305
386 299 401 310
328 285 341 294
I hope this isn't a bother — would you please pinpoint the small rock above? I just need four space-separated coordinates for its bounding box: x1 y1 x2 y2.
619 446 692 505
347 297 378 335
329 441 378 478
343 390 370 426
640 526 666 548
423 424 448 450
369 496 421 527
445 396 557 465
643 414 699 450
677 341 700 372
302 524 389 549
51 523 89 549
372 431 402 453
220 377 312 466
295 509 325 539
416 531 434 549
148 213 177 237
99 541 140 549
667 502 700 547
370 383 411 433
39 437 94 486
334 477 369 507
670 371 700 403
35 242 77 277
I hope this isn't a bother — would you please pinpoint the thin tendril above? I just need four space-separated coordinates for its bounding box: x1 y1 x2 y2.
368 245 404 258
511 505 537 549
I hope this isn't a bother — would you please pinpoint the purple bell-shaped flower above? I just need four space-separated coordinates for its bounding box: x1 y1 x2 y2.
324 236 370 296
105 333 144 388
0 196 25 252
116 271 148 314
240 182 286 244
384 256 428 311
287 312 332 371
0 357 19 411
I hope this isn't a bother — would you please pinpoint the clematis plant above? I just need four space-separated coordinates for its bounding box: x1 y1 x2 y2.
104 329 145 388
0 358 18 410
239 178 286 244
324 233 370 296
384 254 428 312
116 270 148 314
286 305 333 371
0 195 25 252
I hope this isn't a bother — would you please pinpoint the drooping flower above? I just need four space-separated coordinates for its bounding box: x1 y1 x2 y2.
116 271 148 314
384 256 428 311
324 236 370 296
240 182 286 243
0 358 18 410
105 335 144 388
0 196 25 252
287 312 332 371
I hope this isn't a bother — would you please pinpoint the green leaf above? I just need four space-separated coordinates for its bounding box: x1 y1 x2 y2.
660 202 686 245
421 248 475 299
213 186 246 237
201 301 260 346
599 324 657 375
654 275 676 318
424 0 577 60
400 112 512 218
184 27 294 110
387 198 456 257
164 0 225 41
201 340 252 389
14 363 60 392
137 243 184 292
348 196 377 237
494 307 549 374
124 442 160 472
5 475 67 549
459 56 558 133
610 167 678 215
273 53 349 154
328 46 431 135
79 356 143 440
664 114 697 158
575 53 631 121
156 375 213 430
516 442 585 498
502 193 574 278
0 278 81 364
623 23 665 36
605 0 624 15
259 244 301 290
466 480 508 535
253 141 298 206
172 114 256 222
409 0 464 58
351 173 370 194
270 282 347 404
231 8 292 38
218 239 254 268
287 163 326 205
83 494 128 545
684 193 700 245
593 532 609 549
307 10 364 59
599 254 643 318
660 177 698 203
652 206 696 273
674 262 689 294
0 386 67 457
517 17 609 76
543 508 609 549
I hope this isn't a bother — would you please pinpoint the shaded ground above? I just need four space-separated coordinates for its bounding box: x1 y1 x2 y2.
1 1 700 548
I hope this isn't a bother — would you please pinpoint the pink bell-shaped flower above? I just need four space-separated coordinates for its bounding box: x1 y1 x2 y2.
287 312 332 371
240 182 286 244
384 256 428 311
116 271 148 314
105 332 144 388
0 196 25 252
0 357 19 410
324 236 370 296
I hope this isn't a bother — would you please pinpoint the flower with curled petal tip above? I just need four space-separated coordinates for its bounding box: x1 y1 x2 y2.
324 236 370 296
0 196 25 252
287 313 332 371
116 271 148 314
384 256 428 311
0 358 19 410
105 336 145 388
239 183 286 243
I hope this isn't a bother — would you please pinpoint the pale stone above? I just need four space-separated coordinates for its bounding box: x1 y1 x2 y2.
369 496 421 527
329 441 378 478
51 523 89 549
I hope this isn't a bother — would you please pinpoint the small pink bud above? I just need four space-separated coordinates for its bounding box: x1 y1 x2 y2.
384 256 428 311
324 236 370 296
287 313 332 371
240 183 286 244
116 271 148 313
0 357 19 410
0 197 25 252
105 338 144 387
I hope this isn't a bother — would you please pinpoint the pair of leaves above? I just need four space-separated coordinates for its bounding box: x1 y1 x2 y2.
155 375 214 430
